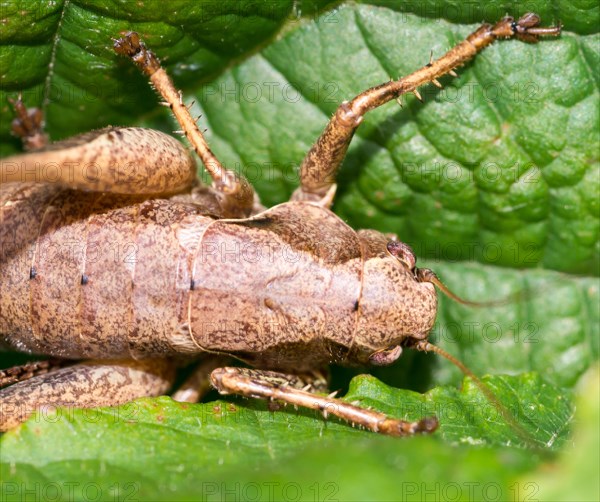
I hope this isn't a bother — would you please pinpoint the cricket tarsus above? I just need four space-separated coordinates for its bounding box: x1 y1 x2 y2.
113 31 161 75
8 94 48 151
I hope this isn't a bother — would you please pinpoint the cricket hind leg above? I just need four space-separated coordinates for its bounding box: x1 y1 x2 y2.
210 367 438 436
0 358 176 431
4 69 198 196
1 115 198 196
291 13 561 207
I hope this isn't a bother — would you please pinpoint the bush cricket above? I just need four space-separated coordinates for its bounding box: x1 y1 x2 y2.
0 13 561 435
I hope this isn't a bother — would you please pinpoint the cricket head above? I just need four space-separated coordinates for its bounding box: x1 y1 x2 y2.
349 230 511 366
347 231 438 366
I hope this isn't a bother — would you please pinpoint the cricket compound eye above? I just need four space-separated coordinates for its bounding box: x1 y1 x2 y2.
386 240 416 271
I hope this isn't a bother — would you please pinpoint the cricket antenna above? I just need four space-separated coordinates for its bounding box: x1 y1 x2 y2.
416 268 524 307
413 340 541 449
385 242 524 308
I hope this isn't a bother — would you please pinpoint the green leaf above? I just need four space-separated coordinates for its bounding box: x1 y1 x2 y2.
0 373 573 501
1 1 598 500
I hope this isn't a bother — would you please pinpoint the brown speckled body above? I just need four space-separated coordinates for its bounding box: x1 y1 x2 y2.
0 182 437 372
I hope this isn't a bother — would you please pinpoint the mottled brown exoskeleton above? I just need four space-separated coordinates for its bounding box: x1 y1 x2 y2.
0 14 560 434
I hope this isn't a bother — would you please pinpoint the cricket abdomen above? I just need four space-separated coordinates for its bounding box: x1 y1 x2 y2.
0 182 216 359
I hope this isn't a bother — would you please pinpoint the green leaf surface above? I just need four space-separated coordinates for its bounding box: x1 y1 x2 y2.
0 372 573 501
1 1 598 500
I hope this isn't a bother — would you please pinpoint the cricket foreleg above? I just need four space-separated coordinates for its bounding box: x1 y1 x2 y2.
0 358 176 431
210 367 437 437
292 13 560 207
